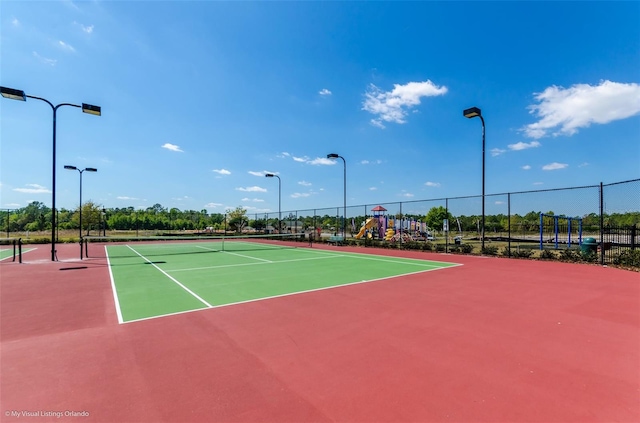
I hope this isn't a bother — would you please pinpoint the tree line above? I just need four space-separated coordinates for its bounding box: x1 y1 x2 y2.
1 202 638 237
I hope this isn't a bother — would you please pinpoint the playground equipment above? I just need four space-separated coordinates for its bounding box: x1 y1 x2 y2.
539 213 583 249
356 205 433 243
355 218 378 239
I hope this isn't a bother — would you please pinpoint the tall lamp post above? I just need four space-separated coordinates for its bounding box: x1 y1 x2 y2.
1 86 101 261
327 153 346 238
65 166 97 259
463 106 486 252
102 208 107 236
265 173 281 233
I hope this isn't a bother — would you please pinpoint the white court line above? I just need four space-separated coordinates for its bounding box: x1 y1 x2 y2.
299 248 458 267
195 245 272 263
168 254 335 273
126 245 213 308
168 248 454 273
0 247 37 262
105 246 124 324
121 265 453 324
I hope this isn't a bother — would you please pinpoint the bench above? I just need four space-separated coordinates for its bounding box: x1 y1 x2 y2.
328 235 345 245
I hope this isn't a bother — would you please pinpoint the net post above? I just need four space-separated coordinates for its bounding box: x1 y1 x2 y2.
18 238 22 263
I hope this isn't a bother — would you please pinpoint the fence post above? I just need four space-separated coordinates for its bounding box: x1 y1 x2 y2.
445 198 449 254
599 182 604 265
507 193 511 258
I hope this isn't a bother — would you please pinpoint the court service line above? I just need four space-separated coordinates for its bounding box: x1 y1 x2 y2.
302 249 459 267
168 254 335 273
126 245 213 308
195 245 272 263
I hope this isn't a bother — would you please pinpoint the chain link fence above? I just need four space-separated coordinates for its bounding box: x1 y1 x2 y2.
260 179 638 265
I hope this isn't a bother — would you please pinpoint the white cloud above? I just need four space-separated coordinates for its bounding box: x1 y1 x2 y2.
308 157 335 165
319 88 332 96
291 193 311 198
74 22 94 34
204 202 223 208
248 171 264 176
542 162 568 170
491 148 507 157
533 182 544 185
117 196 138 200
522 165 532 170
424 181 441 187
13 184 50 194
361 159 382 165
362 80 448 128
495 201 506 205
578 162 589 167
11 17 19 26
508 141 541 151
162 143 183 152
298 181 312 186
524 80 640 139
58 40 76 52
369 187 378 191
401 193 414 198
236 186 267 192
292 156 308 163
33 51 56 66
241 198 264 202
213 169 231 175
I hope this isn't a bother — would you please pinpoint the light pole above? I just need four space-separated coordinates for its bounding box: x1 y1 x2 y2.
265 173 281 233
1 86 101 261
327 153 346 237
463 106 486 252
102 208 107 236
65 166 97 259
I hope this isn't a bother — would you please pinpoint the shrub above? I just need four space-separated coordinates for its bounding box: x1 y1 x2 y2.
558 248 580 262
512 249 534 258
580 250 599 263
459 243 474 254
540 249 557 260
435 244 446 252
612 249 640 269
482 245 499 256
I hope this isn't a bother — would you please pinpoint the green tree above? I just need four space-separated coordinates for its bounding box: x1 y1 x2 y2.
227 206 248 233
424 206 453 231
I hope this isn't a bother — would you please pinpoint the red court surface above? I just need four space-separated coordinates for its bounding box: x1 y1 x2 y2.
1 243 638 423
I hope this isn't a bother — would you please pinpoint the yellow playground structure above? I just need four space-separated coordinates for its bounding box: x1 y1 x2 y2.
355 218 378 239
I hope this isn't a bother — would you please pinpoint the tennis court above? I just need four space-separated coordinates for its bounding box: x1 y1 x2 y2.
97 235 459 323
1 240 638 423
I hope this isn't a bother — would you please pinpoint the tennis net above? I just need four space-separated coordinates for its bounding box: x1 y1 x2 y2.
84 233 308 259
0 238 23 263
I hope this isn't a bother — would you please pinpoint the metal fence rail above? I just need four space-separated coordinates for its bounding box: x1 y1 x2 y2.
264 178 639 265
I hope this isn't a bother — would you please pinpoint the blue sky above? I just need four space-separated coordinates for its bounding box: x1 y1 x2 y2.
1 1 639 218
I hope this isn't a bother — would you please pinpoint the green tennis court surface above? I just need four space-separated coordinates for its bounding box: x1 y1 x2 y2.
0 248 15 261
105 240 459 323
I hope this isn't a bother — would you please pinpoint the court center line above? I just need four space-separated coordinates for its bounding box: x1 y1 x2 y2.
195 245 273 263
300 249 457 267
168 254 335 273
126 245 213 308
